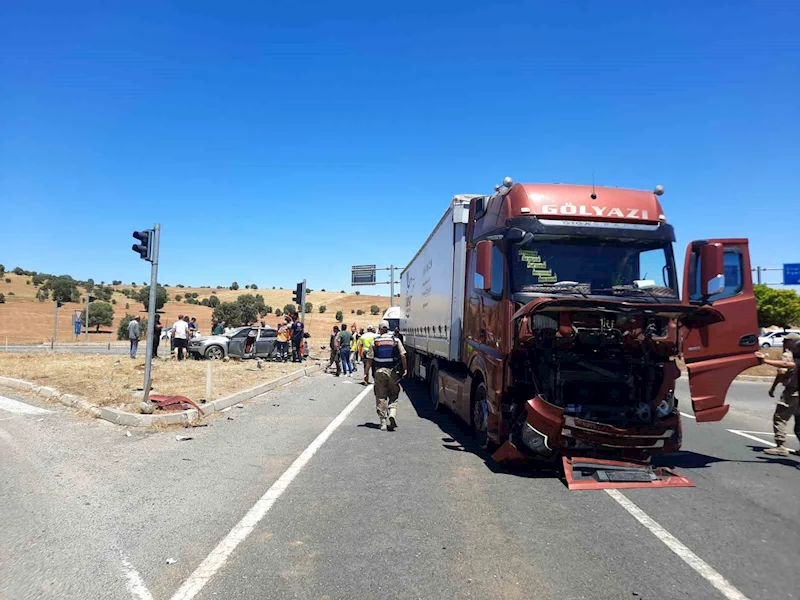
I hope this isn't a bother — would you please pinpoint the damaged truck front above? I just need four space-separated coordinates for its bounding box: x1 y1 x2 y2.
401 178 759 468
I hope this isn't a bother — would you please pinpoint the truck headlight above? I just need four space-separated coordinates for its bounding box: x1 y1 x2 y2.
521 422 551 454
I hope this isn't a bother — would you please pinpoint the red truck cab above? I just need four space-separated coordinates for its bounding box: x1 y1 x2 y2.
451 179 758 461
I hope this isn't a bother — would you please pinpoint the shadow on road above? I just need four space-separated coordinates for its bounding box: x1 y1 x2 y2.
402 378 559 480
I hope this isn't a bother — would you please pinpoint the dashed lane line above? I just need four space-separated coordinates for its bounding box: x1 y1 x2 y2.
606 489 750 600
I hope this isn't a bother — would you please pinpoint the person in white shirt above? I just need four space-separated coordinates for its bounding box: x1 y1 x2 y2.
171 314 190 361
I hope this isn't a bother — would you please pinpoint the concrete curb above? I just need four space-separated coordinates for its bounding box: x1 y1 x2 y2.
1 364 322 427
736 375 774 382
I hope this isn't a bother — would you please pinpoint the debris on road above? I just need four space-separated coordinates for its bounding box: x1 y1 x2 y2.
166 558 177 565
184 422 209 428
235 403 245 408
272 404 280 407
221 406 231 412
175 435 193 441
125 430 132 437
227 416 235 421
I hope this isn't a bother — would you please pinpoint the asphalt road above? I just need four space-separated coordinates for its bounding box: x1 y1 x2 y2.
1 369 797 600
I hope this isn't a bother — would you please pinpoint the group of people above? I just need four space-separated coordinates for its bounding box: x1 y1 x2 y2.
126 313 200 361
272 313 308 362
326 320 407 431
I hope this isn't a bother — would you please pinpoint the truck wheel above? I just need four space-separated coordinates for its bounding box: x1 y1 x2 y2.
428 362 441 411
472 381 492 450
205 345 224 360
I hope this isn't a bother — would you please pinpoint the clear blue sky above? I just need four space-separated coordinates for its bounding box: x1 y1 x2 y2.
1 1 798 291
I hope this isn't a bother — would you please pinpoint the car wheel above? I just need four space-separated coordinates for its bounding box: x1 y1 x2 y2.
761 343 771 348
205 345 224 360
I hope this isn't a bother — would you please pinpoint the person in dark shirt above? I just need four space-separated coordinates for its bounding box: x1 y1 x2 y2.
338 326 354 377
755 332 800 456
290 313 304 362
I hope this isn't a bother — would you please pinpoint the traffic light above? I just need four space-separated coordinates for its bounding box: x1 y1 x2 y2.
132 230 153 261
56 300 64 308
292 282 305 306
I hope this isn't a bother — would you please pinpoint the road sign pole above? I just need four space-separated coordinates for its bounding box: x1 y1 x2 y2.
52 300 58 349
301 279 306 324
142 223 160 406
84 299 89 343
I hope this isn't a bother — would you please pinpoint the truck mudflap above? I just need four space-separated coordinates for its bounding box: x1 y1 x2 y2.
562 457 694 491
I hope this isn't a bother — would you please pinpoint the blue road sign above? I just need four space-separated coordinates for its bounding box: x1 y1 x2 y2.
784 263 800 286
74 319 82 336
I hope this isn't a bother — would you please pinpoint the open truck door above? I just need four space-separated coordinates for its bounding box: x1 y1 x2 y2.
681 239 759 422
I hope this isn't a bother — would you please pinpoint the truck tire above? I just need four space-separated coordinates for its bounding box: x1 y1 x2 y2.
471 380 492 450
428 362 441 411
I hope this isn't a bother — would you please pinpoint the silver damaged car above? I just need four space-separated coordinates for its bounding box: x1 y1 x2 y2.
188 326 277 360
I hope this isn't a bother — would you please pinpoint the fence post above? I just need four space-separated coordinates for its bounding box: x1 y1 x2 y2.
205 360 213 403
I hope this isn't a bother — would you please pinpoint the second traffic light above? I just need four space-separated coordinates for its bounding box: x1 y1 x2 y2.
132 230 153 261
292 281 305 307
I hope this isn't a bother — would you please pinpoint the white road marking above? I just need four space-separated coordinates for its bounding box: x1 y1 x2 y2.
606 489 750 600
170 384 374 600
120 555 154 600
726 430 777 447
0 395 52 415
680 411 696 420
736 430 796 438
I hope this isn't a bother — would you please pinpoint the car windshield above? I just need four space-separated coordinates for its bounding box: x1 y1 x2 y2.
510 237 678 298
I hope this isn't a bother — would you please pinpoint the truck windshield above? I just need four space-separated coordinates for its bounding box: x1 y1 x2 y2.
510 237 678 299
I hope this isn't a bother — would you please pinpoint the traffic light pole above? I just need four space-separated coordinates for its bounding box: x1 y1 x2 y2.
142 223 160 405
301 279 306 324
84 298 89 343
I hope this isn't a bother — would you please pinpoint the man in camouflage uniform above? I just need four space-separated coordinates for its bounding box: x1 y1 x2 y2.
756 332 800 456
367 320 407 431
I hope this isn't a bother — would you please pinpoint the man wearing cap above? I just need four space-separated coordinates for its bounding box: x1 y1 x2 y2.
368 320 407 431
755 332 800 456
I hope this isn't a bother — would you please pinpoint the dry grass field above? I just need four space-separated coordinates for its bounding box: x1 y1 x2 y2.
0 273 391 344
0 352 318 411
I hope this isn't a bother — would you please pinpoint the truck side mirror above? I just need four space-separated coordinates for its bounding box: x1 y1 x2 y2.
700 243 725 297
476 241 493 291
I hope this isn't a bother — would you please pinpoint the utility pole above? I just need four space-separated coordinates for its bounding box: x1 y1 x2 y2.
142 224 160 405
389 265 395 307
756 266 762 285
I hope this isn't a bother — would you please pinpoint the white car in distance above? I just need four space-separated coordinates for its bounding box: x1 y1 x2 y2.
758 329 800 348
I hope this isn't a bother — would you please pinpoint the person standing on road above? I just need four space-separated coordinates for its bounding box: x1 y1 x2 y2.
276 318 290 362
290 313 304 362
338 325 354 377
755 332 800 456
369 320 407 431
128 316 140 359
359 324 377 385
213 320 225 335
171 314 190 361
326 325 341 374
152 315 162 359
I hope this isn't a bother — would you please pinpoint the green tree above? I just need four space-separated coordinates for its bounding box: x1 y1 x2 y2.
275 308 283 317
340 290 345 293
13 267 24 275
88 302 114 332
0 264 4 277
35 288 50 302
354 291 360 295
370 305 380 315
754 285 800 329
201 298 210 306
250 283 258 290
208 295 220 308
117 314 147 340
26 280 31 285
265 305 273 314
231 281 239 290
319 305 327 313
335 310 343 322
93 285 113 302
304 302 313 313
190 292 198 298
357 309 364 315
0 293 4 304
351 309 355 313
283 303 297 315
213 302 244 327
45 276 81 304
175 294 183 302
138 285 168 311
4 278 9 283
236 294 267 324
32 274 47 286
